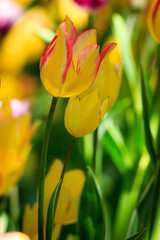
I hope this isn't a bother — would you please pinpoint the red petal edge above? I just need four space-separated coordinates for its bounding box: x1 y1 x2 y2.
40 35 58 71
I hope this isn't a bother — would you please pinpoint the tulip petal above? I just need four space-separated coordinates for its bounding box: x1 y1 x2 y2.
63 170 85 198
65 89 101 137
61 44 99 97
96 51 122 110
64 16 77 44
99 42 117 66
44 159 63 203
23 203 38 238
40 22 73 97
73 29 97 67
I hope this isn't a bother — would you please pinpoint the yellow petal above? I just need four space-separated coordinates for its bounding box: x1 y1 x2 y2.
55 187 71 224
72 29 97 67
63 170 85 198
61 44 100 97
63 16 77 44
96 45 122 110
0 143 31 196
65 89 101 137
22 203 38 238
40 23 73 97
52 224 62 240
44 159 63 205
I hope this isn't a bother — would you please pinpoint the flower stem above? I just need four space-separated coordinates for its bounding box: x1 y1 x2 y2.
53 137 77 223
92 128 98 173
38 97 58 240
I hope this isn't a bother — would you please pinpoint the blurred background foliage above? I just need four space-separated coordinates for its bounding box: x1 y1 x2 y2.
0 0 160 239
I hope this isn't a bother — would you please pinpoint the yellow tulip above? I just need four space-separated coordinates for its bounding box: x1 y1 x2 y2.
0 100 40 195
65 42 123 137
148 0 160 43
23 159 85 240
0 232 30 240
0 7 52 74
40 16 100 98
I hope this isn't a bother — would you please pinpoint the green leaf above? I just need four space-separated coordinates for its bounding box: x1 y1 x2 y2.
147 164 160 240
78 166 106 240
102 131 127 174
37 28 55 44
140 65 157 165
112 14 137 87
126 228 146 240
46 179 62 240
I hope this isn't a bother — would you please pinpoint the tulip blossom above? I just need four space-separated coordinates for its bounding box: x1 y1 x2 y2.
40 16 100 98
0 232 30 240
73 0 108 10
0 100 40 195
23 159 85 239
65 43 123 137
148 0 160 43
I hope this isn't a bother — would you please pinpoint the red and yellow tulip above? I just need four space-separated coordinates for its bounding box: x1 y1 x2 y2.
23 159 85 240
148 0 160 43
40 16 100 98
65 42 123 137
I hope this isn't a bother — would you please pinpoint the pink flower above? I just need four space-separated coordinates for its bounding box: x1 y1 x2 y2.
73 0 108 10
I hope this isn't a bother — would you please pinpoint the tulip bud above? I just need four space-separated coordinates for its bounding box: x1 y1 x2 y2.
65 43 123 137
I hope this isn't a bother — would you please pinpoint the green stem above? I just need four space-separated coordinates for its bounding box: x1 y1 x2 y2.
148 161 160 240
38 97 58 240
53 137 77 224
92 128 98 173
156 47 160 159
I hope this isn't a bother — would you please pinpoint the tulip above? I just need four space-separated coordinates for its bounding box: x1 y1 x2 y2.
0 232 30 240
23 159 85 239
0 7 52 74
0 100 40 195
73 0 108 10
148 0 160 43
40 16 100 98
65 42 123 137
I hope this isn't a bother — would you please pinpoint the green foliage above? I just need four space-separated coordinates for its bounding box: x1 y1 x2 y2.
78 166 106 240
126 228 146 240
46 180 62 240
